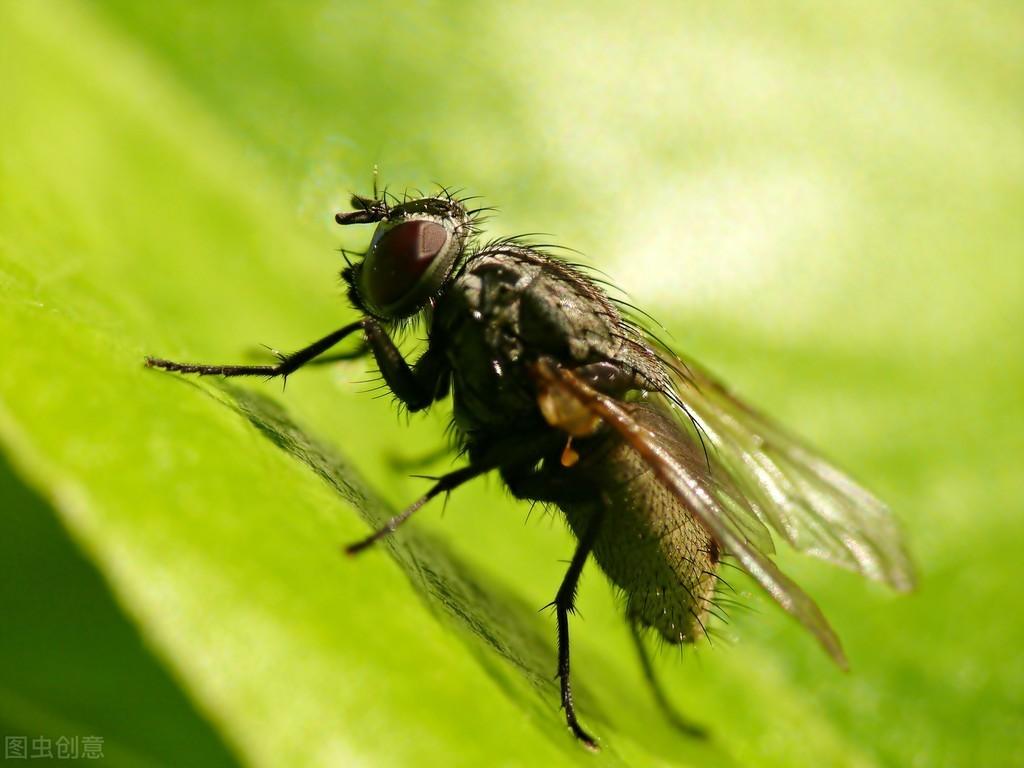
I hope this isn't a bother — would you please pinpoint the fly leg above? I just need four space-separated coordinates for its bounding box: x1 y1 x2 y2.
146 317 448 411
304 344 370 365
344 460 487 554
360 318 448 412
629 622 707 738
248 342 370 367
146 320 366 380
549 515 603 750
346 433 561 554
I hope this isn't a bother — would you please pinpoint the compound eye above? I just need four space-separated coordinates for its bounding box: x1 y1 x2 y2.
361 220 450 313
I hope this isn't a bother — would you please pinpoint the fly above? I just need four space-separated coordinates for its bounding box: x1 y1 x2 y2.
146 186 916 749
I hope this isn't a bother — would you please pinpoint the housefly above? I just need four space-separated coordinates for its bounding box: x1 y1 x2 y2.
146 186 915 748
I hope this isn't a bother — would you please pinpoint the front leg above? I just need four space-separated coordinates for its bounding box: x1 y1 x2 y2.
145 317 447 412
146 320 366 380
362 318 447 412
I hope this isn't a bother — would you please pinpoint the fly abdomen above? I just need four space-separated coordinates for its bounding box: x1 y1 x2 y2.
558 403 720 644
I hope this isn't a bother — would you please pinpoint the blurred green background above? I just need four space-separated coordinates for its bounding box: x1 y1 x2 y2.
1 1 1021 766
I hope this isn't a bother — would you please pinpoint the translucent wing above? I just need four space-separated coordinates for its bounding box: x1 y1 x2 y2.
646 338 916 593
532 360 848 666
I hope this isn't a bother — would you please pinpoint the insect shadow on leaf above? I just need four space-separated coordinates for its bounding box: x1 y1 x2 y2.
180 377 623 744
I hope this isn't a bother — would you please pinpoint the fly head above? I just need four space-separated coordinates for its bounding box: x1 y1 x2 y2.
336 192 474 320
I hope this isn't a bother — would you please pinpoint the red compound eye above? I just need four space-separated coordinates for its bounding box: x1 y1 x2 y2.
362 220 449 310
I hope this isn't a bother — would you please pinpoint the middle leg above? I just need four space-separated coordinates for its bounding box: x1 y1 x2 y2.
344 460 489 555
345 432 563 554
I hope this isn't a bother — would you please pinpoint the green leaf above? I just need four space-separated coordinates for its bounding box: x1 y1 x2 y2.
2 1 1021 766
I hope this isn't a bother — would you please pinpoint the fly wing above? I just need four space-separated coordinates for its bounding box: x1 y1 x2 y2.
646 339 916 593
532 359 848 667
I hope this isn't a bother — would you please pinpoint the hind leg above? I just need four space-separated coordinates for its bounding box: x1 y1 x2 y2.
629 621 707 738
548 525 601 749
